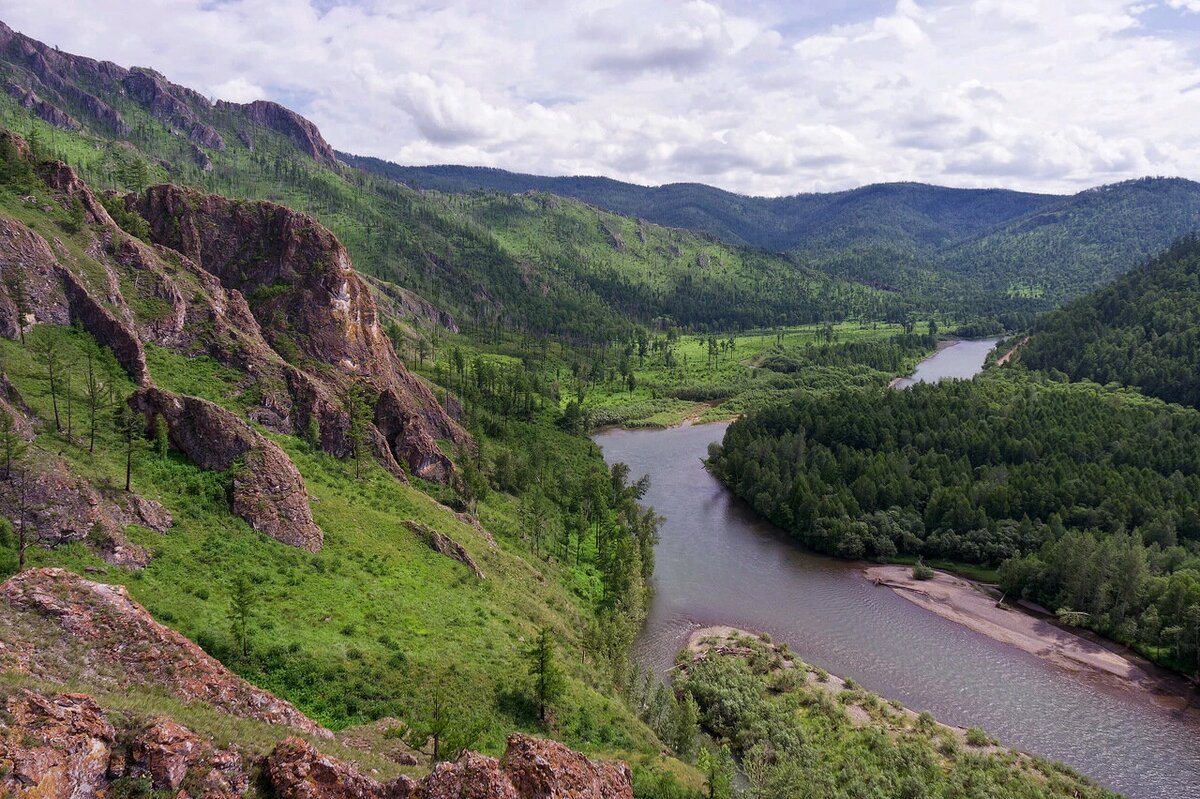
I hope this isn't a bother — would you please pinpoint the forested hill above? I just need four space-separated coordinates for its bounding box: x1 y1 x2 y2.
339 155 1057 252
0 20 891 340
346 158 1200 312
1018 235 1200 407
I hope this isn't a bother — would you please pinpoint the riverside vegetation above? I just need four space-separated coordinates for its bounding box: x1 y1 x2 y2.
709 242 1200 677
0 17 1196 798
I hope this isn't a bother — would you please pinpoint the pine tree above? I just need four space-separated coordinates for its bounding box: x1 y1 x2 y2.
526 626 564 723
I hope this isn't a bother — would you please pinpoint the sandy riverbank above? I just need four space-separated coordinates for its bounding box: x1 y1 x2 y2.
864 565 1198 712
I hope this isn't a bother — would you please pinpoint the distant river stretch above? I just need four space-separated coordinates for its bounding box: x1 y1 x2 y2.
593 339 1200 799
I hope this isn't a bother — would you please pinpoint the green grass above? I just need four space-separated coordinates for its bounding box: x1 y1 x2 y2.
0 325 659 759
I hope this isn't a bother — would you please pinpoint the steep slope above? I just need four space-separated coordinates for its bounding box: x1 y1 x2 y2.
1018 235 1200 408
0 569 635 799
0 20 893 339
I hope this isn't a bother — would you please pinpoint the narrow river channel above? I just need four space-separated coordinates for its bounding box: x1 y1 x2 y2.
593 339 1200 799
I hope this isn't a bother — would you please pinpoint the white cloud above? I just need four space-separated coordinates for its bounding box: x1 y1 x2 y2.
0 0 1197 195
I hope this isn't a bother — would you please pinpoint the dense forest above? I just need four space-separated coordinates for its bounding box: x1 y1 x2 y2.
350 156 1200 316
709 372 1200 672
1019 235 1200 408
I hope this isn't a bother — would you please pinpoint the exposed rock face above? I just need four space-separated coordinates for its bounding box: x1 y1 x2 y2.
222 99 338 164
268 737 413 799
0 568 329 737
502 734 635 799
121 68 225 151
5 82 78 129
130 387 323 552
0 20 130 135
133 185 468 481
0 690 115 799
130 718 202 791
267 734 633 799
0 214 71 337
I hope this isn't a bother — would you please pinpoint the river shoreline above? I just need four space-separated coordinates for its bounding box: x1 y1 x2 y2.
864 565 1200 715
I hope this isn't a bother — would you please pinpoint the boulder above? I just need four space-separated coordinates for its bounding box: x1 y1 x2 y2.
130 386 323 552
130 718 202 791
267 737 412 799
502 734 634 799
0 690 115 799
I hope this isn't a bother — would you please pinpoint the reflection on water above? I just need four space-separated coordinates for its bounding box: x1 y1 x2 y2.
593 342 1200 799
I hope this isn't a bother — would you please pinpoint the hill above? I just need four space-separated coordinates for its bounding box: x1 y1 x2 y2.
351 161 1200 315
1018 235 1200 407
0 20 891 339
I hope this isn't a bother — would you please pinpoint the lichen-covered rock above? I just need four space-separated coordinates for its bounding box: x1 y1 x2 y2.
267 737 410 799
420 751 519 799
502 734 634 799
130 718 202 791
0 690 115 799
130 386 322 551
0 569 330 737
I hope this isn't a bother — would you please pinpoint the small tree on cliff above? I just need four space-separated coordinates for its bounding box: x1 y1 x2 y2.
228 573 258 659
525 626 565 723
341 383 375 479
0 413 27 480
10 465 46 571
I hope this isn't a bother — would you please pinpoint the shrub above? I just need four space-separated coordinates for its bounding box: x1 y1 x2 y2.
912 559 935 581
966 727 994 747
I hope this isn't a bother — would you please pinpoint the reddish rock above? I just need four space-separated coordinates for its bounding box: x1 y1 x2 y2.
130 718 203 790
267 737 407 799
0 568 329 737
502 734 634 799
130 386 323 551
421 752 519 799
0 690 116 799
404 520 485 579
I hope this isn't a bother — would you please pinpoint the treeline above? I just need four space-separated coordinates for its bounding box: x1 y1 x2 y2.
758 333 936 374
709 372 1200 671
1020 235 1200 408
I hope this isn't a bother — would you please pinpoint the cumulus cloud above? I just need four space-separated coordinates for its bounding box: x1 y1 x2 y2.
1 0 1198 194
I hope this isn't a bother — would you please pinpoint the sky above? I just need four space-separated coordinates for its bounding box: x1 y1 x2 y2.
2 0 1199 196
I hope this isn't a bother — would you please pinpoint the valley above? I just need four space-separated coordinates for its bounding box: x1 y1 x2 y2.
0 13 1198 799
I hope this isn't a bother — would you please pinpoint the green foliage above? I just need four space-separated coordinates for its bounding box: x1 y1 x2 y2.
1021 235 1200 408
526 626 565 723
713 369 1200 673
677 647 1117 799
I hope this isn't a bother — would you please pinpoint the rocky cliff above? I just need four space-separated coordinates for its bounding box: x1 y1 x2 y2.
0 569 634 799
131 184 467 481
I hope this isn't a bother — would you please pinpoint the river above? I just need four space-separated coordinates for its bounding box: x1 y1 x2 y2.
593 339 1200 799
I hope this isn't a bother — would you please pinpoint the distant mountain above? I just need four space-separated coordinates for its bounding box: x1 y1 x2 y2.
1018 235 1200 408
338 156 1059 253
0 20 893 339
346 159 1200 312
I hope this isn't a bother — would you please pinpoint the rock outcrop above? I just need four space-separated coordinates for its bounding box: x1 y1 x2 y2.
5 82 78 129
133 185 468 481
130 386 323 552
0 568 329 737
122 67 225 151
0 690 116 799
268 734 633 799
222 99 338 164
404 520 485 579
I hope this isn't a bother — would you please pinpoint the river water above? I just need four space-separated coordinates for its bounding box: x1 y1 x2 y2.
593 339 1200 799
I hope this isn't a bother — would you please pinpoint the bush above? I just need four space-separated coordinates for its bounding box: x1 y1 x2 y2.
966 727 994 747
912 559 935 581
